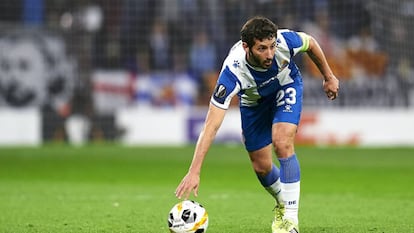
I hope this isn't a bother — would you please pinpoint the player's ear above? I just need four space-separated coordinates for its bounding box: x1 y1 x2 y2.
242 42 249 53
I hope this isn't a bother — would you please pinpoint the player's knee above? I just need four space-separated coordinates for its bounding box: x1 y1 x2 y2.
273 139 294 158
272 123 297 157
251 159 272 176
253 164 272 177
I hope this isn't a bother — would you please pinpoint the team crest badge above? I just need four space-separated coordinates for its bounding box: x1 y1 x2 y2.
233 60 240 68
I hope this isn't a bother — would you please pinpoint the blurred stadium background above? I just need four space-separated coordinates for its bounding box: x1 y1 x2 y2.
0 0 413 147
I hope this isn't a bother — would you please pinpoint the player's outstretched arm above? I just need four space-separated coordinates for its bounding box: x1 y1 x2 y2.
175 103 227 199
306 35 340 100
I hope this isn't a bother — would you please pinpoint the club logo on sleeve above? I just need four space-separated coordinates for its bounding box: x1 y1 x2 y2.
214 84 227 98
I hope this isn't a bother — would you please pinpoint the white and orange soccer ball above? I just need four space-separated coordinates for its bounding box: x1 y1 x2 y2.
167 200 209 233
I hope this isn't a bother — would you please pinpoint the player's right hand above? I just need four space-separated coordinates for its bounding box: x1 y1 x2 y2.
175 172 200 200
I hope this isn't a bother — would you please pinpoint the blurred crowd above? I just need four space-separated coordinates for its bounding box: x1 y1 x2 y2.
0 0 413 108
1 0 413 142
92 0 393 106
99 0 388 80
102 0 391 75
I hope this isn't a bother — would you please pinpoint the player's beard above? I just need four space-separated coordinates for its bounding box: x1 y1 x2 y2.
249 50 272 69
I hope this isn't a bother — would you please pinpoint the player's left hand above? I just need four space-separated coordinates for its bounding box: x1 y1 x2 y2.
323 75 339 100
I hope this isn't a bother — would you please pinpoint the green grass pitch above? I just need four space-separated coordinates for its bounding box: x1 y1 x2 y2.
0 144 413 233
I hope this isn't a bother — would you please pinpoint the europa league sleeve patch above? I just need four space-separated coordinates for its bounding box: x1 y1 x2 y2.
214 84 227 98
213 84 227 104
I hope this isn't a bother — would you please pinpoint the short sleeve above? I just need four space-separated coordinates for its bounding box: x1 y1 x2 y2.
210 66 241 109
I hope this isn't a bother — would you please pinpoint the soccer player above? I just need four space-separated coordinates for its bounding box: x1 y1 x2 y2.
175 16 339 233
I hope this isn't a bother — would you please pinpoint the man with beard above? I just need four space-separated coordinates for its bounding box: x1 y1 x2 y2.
175 16 339 233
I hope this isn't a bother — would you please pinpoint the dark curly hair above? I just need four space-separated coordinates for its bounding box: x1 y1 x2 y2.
240 16 278 48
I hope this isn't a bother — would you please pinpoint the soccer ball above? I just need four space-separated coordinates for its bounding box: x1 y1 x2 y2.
167 200 209 233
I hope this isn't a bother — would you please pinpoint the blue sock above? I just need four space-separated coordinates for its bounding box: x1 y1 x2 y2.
257 164 280 187
278 154 300 183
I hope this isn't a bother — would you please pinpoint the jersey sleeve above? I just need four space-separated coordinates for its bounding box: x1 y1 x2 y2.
297 32 311 52
210 66 241 110
280 30 311 56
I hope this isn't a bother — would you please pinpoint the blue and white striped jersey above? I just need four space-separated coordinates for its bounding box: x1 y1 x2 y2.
211 29 310 109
